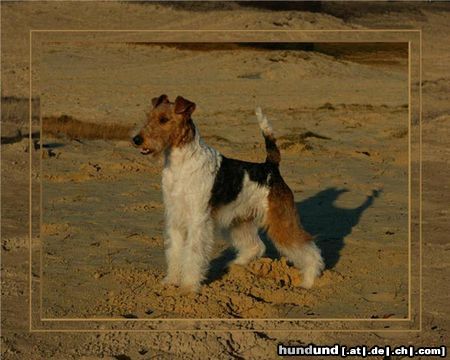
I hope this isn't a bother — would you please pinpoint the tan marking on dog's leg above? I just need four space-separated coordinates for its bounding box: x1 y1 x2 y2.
266 180 324 288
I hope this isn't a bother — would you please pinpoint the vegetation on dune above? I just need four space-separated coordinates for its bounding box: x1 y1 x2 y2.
42 115 132 141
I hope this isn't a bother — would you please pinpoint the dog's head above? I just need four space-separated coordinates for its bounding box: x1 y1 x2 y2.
132 94 196 156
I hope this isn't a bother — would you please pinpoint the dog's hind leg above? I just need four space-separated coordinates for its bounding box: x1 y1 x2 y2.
230 221 266 266
265 179 324 289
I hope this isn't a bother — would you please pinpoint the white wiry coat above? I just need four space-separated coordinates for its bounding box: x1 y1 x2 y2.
160 116 323 291
162 127 270 290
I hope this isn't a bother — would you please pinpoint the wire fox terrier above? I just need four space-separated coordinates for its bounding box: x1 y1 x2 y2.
132 94 324 292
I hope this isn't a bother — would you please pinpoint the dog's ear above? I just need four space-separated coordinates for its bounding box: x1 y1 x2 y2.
174 96 196 117
152 94 169 108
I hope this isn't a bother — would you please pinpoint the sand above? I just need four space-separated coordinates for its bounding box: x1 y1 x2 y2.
1 2 449 359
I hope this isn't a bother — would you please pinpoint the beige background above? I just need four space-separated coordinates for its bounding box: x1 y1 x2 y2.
1 2 449 359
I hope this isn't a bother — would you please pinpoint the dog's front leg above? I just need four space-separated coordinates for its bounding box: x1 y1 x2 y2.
180 218 214 293
162 225 186 286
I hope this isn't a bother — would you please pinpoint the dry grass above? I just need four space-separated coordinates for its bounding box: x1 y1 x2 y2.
1 97 132 142
43 115 132 141
1 96 40 125
391 127 408 139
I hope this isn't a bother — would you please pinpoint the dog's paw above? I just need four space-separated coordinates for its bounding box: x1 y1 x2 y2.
300 271 318 289
161 275 180 287
179 282 201 294
300 278 314 289
232 258 250 266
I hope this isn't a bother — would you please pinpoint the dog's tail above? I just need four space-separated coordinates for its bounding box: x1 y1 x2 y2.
255 107 281 165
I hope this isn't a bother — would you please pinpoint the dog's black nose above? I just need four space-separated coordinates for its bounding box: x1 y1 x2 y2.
133 135 143 146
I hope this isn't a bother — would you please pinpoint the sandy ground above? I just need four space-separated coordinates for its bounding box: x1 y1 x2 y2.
1 2 449 359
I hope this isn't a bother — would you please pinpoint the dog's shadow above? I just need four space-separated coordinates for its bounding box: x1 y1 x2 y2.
206 187 380 283
295 187 381 269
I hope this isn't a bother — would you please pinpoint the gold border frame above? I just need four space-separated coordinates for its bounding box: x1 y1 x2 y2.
29 29 422 332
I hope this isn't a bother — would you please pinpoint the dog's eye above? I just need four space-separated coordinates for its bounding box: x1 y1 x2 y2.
159 116 169 124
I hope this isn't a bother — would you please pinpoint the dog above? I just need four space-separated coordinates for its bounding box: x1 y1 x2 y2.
132 94 324 292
